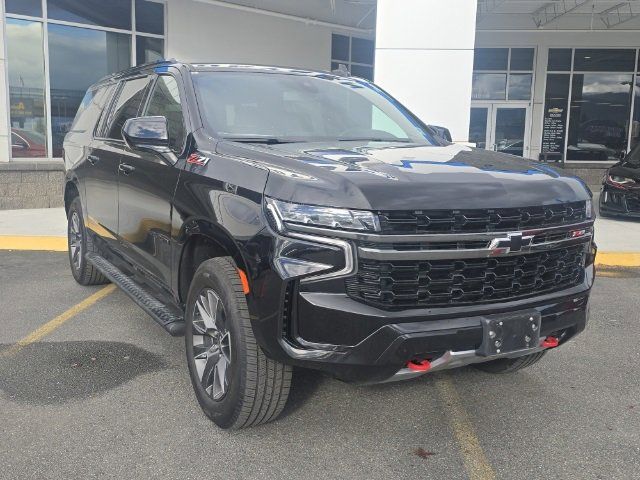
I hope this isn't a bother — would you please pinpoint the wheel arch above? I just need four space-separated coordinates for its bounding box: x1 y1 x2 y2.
176 221 252 306
64 180 80 215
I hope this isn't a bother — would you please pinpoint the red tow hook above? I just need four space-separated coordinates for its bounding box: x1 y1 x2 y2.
541 336 560 348
406 359 431 372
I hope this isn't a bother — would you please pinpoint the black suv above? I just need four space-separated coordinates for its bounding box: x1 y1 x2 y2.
600 142 640 218
64 61 596 429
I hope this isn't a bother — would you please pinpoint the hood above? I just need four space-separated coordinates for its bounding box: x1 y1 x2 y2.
217 141 591 211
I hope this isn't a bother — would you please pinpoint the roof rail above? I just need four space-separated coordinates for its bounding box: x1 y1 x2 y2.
97 58 178 84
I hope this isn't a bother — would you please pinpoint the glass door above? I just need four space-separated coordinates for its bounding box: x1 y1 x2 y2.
469 104 530 158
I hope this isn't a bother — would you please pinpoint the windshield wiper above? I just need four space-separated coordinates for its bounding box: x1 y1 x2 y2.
223 136 299 145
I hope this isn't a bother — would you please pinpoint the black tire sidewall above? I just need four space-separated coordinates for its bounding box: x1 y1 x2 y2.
185 259 248 429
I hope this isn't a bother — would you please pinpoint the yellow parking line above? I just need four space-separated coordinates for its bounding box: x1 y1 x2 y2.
0 284 116 357
0 235 67 252
596 252 640 268
435 376 496 480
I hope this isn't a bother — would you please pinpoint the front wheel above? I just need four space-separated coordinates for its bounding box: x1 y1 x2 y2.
185 257 292 429
67 197 108 286
473 351 546 374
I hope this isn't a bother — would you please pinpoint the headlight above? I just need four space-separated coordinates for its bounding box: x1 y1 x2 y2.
607 174 635 188
266 198 380 232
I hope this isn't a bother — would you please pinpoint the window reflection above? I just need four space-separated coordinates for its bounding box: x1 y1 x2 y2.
631 76 640 150
6 19 48 158
48 24 130 156
567 73 633 161
136 36 164 65
472 73 506 100
508 74 532 100
47 0 131 30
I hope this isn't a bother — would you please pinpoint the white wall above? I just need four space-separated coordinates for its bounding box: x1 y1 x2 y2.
0 0 9 162
475 29 640 161
374 0 478 143
166 0 333 71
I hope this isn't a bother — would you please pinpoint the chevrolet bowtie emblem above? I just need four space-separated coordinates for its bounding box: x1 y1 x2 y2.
489 232 533 255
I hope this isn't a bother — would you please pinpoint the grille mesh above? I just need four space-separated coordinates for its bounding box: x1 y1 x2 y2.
345 245 586 309
376 201 587 235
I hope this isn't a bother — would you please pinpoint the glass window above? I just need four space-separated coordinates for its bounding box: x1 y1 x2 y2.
351 64 373 81
471 73 506 100
136 36 164 65
508 73 532 100
331 34 349 62
135 0 164 35
192 72 439 144
48 24 130 156
106 77 151 140
47 0 132 30
5 0 42 16
70 83 115 134
473 48 509 71
548 49 572 71
6 19 48 158
574 49 635 72
567 73 633 161
469 108 488 149
351 37 374 65
510 48 534 70
144 76 186 153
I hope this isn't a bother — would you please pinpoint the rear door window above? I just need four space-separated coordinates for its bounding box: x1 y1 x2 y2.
106 76 151 140
71 83 115 134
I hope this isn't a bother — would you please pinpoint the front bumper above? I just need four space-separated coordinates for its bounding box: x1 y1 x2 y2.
600 185 640 218
276 271 592 383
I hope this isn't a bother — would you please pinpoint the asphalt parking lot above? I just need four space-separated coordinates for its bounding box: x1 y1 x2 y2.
1 250 639 480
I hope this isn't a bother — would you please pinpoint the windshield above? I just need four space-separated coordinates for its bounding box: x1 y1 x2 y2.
191 71 439 144
626 142 640 165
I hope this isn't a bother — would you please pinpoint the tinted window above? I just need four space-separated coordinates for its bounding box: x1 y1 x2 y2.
5 0 42 16
508 73 532 100
510 48 534 70
192 72 438 144
71 84 115 134
548 49 572 71
106 77 151 140
6 18 48 158
472 73 506 100
47 0 131 29
331 34 349 62
473 48 509 70
351 37 374 65
145 76 186 153
136 0 164 35
351 64 373 81
574 49 635 72
48 24 130 156
136 36 164 65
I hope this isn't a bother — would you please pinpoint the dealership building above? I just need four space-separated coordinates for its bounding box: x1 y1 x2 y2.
1 0 639 208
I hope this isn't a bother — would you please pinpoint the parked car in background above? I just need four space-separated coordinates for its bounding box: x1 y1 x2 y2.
600 142 640 218
63 61 596 429
11 128 47 158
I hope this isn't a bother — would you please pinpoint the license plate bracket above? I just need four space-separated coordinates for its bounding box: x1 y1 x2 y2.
477 311 541 356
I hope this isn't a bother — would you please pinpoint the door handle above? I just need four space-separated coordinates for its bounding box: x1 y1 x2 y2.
119 163 136 175
87 154 100 165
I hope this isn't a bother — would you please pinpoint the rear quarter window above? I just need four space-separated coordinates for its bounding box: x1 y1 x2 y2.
69 83 116 134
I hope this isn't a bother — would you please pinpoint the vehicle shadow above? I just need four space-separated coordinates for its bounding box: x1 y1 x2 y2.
0 341 168 405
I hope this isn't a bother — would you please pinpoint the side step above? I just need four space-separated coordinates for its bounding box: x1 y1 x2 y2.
86 253 185 336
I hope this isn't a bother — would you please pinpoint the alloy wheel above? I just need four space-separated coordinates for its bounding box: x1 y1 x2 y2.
69 211 83 271
191 288 232 400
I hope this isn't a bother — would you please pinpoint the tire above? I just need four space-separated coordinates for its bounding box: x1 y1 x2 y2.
67 197 108 286
473 351 547 374
185 257 292 429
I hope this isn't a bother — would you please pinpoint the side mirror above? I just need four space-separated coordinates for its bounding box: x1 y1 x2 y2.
122 116 169 150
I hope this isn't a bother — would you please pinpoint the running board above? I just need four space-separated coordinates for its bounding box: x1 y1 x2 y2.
86 253 185 336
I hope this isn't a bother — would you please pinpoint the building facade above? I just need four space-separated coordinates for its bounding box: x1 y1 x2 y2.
1 0 639 207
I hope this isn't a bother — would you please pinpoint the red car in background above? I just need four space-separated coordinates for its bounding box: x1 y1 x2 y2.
11 128 47 158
